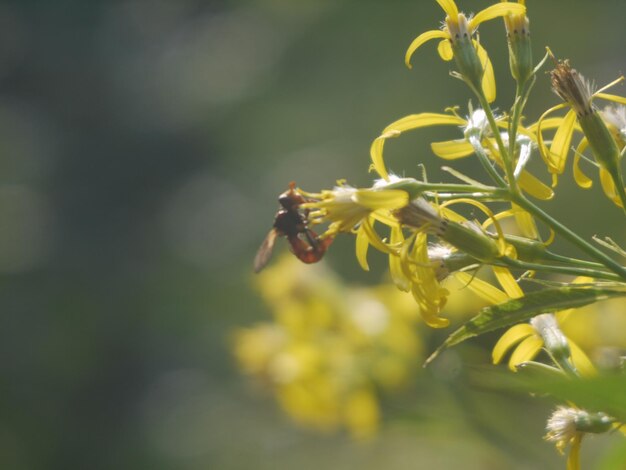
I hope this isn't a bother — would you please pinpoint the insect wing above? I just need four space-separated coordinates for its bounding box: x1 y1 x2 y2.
253 229 278 273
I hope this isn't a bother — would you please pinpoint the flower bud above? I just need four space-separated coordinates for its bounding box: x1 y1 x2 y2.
442 221 500 263
551 61 620 170
503 2 532 84
503 234 547 262
447 14 485 93
530 314 570 364
546 406 615 454
395 199 500 263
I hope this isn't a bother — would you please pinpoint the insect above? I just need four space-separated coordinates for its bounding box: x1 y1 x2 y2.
254 182 332 273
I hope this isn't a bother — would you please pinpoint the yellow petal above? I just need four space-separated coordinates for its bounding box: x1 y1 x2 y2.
594 92 626 105
518 170 554 200
493 266 523 298
492 324 535 364
441 197 506 254
411 232 450 328
439 206 467 223
599 167 622 206
555 308 574 324
568 341 596 377
481 209 513 230
437 39 453 61
383 113 466 133
355 224 370 271
370 136 389 180
389 226 410 291
399 234 416 281
512 203 539 239
509 335 543 370
475 41 496 103
469 3 526 30
405 30 449 69
549 109 577 175
430 139 474 159
573 139 593 189
536 104 569 173
419 310 450 328
344 389 379 440
435 0 459 19
361 217 396 255
371 113 466 180
454 271 508 304
371 209 400 227
528 117 567 133
355 189 408 210
567 433 582 470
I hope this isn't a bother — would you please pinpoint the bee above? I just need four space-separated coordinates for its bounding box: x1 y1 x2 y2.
254 182 332 273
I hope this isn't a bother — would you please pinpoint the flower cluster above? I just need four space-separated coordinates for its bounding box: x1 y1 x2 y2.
234 255 424 439
243 1 626 467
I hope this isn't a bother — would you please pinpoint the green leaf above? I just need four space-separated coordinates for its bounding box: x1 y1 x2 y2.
426 287 626 365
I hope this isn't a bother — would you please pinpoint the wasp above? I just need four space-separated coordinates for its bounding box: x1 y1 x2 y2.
254 182 333 273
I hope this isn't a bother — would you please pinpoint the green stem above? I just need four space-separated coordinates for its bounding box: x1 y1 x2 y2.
501 257 622 282
509 77 535 175
425 192 507 202
547 351 579 378
513 193 626 279
539 252 608 271
469 138 508 188
383 179 502 198
475 92 519 194
610 163 626 217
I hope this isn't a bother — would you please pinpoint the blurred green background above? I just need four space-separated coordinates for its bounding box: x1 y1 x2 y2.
2 0 626 468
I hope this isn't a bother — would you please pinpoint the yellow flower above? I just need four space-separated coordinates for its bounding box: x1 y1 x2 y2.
545 407 584 470
488 276 597 376
400 231 451 328
405 0 525 102
370 106 550 240
304 182 408 236
370 108 553 202
302 180 409 273
492 312 595 376
536 58 626 206
391 197 511 327
453 268 590 375
545 407 615 470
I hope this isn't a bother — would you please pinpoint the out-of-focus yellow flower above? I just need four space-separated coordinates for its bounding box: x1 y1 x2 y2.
234 255 424 439
545 407 583 470
560 294 626 353
405 0 525 102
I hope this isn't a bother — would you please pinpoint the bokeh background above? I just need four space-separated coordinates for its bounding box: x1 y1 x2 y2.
2 0 626 468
